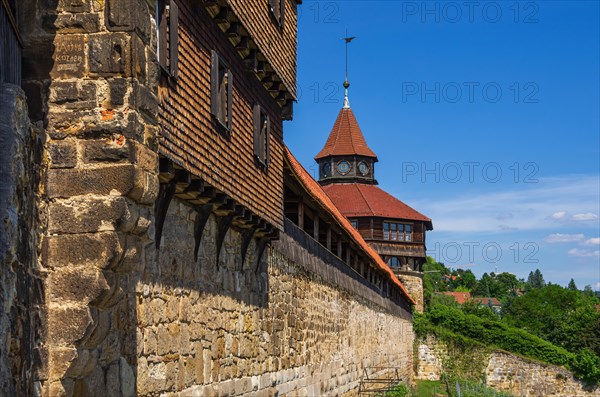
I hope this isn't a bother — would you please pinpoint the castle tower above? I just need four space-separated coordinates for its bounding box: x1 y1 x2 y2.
316 72 433 312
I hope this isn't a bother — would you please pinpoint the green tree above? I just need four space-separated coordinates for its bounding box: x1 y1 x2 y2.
452 268 477 291
503 284 600 356
422 257 450 308
473 273 492 297
568 278 578 291
584 284 595 297
526 269 546 290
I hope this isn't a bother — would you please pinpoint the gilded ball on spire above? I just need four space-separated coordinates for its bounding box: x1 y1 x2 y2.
343 80 350 89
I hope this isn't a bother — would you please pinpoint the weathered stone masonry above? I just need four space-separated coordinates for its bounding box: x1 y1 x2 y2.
5 0 416 395
416 336 600 397
18 0 160 394
138 200 414 396
0 84 44 397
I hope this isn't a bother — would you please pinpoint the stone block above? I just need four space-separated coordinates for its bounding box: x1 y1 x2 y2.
48 140 78 168
131 34 148 83
47 305 93 346
130 168 159 205
88 33 131 76
47 347 78 382
106 0 136 31
51 35 86 78
82 138 130 163
47 267 110 304
58 0 91 13
44 232 123 269
46 163 134 198
72 366 109 396
108 77 128 107
45 12 100 33
47 197 136 234
105 0 151 40
132 81 158 119
120 357 136 397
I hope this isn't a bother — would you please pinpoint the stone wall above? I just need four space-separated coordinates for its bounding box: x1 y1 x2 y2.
416 336 600 397
18 0 161 394
0 84 44 396
486 352 600 397
11 0 417 395
415 336 445 381
396 272 424 313
136 199 415 396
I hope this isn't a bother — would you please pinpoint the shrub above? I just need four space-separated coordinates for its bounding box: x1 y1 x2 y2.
418 304 600 385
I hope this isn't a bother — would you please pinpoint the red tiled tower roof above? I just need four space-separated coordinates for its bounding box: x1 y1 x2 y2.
314 108 378 160
284 146 417 305
322 183 433 230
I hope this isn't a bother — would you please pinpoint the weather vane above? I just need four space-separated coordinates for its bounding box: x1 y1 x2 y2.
341 30 355 109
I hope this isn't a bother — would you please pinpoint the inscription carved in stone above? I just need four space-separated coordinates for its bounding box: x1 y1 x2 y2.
51 36 85 78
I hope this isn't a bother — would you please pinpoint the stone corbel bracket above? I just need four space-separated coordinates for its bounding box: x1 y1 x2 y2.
155 157 279 268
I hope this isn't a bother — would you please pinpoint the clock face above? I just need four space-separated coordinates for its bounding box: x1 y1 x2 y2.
358 161 369 175
337 161 351 175
322 163 331 177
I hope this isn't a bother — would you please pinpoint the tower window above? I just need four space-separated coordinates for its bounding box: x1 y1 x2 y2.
383 221 413 242
386 256 401 268
211 51 233 133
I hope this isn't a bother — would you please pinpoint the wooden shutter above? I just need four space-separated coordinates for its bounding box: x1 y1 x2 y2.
210 50 218 117
169 0 178 78
157 0 168 70
253 104 261 159
279 0 285 27
264 115 270 165
226 69 232 130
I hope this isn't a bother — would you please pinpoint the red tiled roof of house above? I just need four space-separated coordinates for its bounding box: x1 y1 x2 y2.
441 291 472 305
322 183 433 229
284 146 416 306
314 108 378 160
473 297 502 306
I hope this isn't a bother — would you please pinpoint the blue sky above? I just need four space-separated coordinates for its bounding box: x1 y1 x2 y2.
284 1 600 289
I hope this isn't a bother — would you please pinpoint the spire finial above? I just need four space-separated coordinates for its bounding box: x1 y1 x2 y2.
342 31 355 109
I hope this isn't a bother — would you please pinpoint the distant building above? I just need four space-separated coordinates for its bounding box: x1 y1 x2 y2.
474 297 503 313
441 291 472 305
314 83 433 312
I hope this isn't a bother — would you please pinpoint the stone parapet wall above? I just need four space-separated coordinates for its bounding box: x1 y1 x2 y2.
396 273 424 313
136 200 415 396
486 352 600 397
416 336 600 397
415 335 446 381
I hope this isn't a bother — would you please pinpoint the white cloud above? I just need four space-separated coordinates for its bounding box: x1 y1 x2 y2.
571 213 599 221
550 211 568 221
582 237 600 246
568 248 600 258
407 175 600 233
498 224 518 231
544 233 585 243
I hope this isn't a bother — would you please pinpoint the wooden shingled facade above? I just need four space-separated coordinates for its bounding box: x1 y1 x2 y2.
226 0 298 99
157 0 299 230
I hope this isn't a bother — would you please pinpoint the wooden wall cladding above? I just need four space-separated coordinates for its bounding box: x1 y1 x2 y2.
158 1 291 229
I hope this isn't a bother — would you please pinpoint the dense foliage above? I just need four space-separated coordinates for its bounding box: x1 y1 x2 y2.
419 258 600 385
503 284 600 357
416 304 600 385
